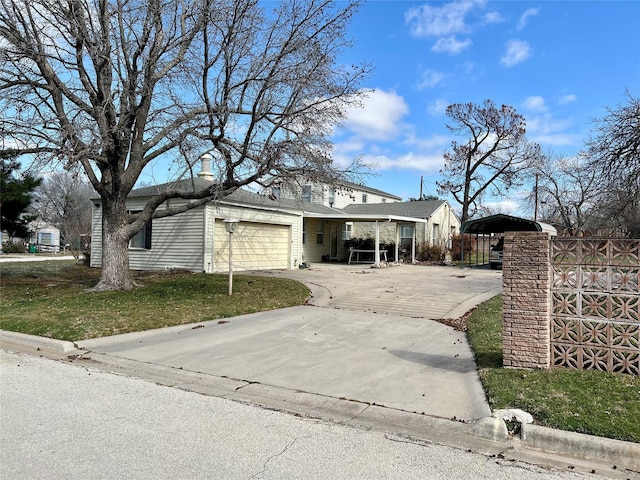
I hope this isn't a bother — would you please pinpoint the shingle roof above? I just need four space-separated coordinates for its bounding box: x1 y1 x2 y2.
343 200 446 219
128 177 217 197
334 179 402 201
128 178 343 215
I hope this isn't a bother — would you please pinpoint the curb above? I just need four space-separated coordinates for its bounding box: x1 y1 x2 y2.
0 330 78 354
2 330 639 476
520 423 640 470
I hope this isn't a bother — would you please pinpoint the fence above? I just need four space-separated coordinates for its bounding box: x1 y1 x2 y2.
502 233 639 375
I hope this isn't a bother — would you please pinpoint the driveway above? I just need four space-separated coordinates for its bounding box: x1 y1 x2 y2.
78 264 503 422
253 263 502 319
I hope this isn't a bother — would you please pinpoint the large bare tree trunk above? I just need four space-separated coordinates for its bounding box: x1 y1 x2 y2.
91 202 136 292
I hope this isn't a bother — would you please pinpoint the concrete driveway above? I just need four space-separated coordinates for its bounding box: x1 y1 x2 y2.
79 264 503 422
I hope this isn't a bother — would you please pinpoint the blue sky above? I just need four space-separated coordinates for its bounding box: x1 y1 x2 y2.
331 0 640 213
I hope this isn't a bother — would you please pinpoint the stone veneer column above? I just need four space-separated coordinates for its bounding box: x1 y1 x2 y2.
502 232 552 369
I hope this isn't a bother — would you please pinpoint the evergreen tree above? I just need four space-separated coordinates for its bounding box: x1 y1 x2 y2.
0 160 42 239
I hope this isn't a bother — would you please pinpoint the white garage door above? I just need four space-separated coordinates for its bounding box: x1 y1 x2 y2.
214 221 290 271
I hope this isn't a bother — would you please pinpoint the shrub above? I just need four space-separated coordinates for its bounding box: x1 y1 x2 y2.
451 234 476 262
416 243 444 262
2 242 26 254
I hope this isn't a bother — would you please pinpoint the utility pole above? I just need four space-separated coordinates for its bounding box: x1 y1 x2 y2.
419 176 423 201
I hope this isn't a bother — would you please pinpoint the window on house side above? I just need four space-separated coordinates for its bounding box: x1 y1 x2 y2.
341 223 352 240
362 193 368 203
129 211 152 250
316 222 324 245
302 185 312 203
328 187 335 206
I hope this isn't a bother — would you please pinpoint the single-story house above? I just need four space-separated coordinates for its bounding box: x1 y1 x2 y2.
90 159 460 273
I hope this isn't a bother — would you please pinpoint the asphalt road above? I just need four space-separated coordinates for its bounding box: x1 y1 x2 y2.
1 350 592 480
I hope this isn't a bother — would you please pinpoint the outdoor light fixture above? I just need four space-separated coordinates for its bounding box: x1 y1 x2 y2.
223 218 239 295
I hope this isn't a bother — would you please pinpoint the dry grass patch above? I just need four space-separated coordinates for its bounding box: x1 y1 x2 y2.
1 261 310 341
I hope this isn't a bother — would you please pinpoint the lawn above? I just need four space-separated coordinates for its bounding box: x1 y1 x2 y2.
466 295 640 443
0 261 310 341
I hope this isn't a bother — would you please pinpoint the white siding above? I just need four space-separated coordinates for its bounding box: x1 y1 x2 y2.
91 199 303 273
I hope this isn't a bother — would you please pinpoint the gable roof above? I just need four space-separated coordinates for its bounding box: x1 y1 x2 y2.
127 178 341 215
343 200 449 219
334 179 402 201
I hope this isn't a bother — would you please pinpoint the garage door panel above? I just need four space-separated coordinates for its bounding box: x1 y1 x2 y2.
214 221 290 271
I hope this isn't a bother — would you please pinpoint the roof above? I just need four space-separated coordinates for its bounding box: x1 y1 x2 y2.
462 214 557 235
335 179 402 201
128 178 340 215
128 177 217 197
343 200 447 219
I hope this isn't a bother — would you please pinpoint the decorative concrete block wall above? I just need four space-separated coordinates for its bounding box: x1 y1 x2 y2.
502 232 552 369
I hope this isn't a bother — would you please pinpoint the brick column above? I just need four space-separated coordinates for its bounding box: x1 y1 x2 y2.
502 232 552 369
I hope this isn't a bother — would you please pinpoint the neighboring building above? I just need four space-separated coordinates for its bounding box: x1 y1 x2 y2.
90 158 459 273
30 222 61 253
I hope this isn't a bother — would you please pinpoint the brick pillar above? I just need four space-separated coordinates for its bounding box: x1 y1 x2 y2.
502 232 551 369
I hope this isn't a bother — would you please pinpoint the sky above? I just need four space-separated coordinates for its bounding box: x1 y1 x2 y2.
330 0 640 214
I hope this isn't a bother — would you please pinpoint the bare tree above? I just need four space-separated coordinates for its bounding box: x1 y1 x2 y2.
585 89 640 237
437 100 541 224
524 151 598 235
31 169 94 258
0 0 369 290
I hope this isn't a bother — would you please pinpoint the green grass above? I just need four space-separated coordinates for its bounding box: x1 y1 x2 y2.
0 261 310 341
466 295 640 443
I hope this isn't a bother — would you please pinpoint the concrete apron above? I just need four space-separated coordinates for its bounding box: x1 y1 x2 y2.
79 264 502 422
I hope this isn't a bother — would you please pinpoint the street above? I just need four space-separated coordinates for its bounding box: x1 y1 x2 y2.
0 350 591 480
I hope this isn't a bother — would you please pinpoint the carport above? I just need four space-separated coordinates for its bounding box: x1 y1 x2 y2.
461 214 557 267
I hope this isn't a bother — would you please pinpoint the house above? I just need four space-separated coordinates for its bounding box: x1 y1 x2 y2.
90 157 460 273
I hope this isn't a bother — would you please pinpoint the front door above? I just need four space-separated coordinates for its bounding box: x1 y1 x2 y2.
330 224 338 260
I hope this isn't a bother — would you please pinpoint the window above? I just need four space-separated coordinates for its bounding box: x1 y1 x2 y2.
302 219 307 244
328 188 335 207
362 193 368 203
129 212 152 250
40 232 52 245
399 225 414 250
271 187 281 199
341 222 352 240
432 223 440 244
302 185 312 203
316 221 324 245
382 198 387 203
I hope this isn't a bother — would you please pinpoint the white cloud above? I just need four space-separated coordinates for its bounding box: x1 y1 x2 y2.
482 11 504 24
482 199 520 215
428 98 450 116
417 69 445 89
363 152 445 173
526 114 578 146
558 94 577 105
431 36 473 54
501 39 531 67
405 1 480 37
517 8 539 31
341 89 409 141
522 95 547 113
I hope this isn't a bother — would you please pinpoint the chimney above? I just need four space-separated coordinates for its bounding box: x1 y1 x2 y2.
198 153 214 181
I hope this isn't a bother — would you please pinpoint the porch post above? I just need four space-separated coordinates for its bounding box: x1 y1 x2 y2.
374 221 381 267
395 223 399 262
411 222 417 263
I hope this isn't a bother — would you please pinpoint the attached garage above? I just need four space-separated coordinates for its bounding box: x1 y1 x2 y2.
214 220 291 272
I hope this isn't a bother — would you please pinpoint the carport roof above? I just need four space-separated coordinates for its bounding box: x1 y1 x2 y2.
461 214 557 235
